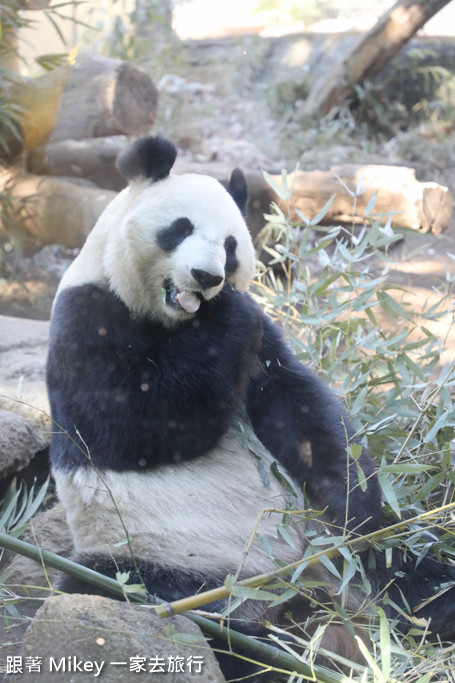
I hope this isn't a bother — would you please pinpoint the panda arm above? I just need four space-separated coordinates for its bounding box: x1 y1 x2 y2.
246 314 381 533
148 285 263 454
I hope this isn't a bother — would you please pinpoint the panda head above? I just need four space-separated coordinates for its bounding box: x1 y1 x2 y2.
101 136 256 326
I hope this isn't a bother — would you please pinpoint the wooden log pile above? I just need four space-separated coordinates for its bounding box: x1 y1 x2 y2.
0 48 452 247
0 168 115 247
2 53 158 159
0 52 158 245
28 137 128 191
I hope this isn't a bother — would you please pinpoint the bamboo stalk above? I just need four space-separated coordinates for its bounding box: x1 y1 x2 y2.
153 501 455 618
0 532 136 601
2 504 454 681
0 532 345 683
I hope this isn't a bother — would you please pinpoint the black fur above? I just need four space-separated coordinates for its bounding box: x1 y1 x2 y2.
371 549 455 639
59 554 226 607
224 236 239 275
48 280 380 525
47 283 262 471
247 316 381 534
156 217 194 252
47 278 378 538
116 136 177 182
227 167 248 216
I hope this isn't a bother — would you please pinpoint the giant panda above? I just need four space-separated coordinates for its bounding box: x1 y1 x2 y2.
47 136 455 678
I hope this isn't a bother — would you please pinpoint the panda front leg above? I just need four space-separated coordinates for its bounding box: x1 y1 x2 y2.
153 285 264 460
246 313 381 533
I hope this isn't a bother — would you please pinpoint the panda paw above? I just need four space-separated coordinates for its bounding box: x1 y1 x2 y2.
202 285 261 333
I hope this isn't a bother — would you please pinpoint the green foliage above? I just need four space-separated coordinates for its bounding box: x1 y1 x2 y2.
0 3 29 158
0 477 49 539
81 0 175 61
250 173 455 680
351 47 455 139
0 1 78 257
255 176 455 520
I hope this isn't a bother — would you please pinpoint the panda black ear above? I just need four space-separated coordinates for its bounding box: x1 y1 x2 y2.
117 136 177 182
227 167 248 217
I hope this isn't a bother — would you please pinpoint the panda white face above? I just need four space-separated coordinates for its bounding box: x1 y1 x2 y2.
57 137 256 326
102 172 256 325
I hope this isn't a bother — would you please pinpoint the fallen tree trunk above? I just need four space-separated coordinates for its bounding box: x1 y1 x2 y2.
274 164 453 235
28 137 129 191
304 0 452 117
0 169 116 247
176 161 453 235
1 53 158 159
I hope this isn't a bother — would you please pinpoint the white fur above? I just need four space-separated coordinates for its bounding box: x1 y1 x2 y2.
56 174 256 325
54 422 312 579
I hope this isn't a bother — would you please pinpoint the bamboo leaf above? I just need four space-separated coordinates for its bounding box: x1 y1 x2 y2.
423 409 451 443
270 462 298 497
381 464 432 474
230 584 280 602
310 194 336 226
364 191 378 216
356 462 368 493
378 473 401 518
379 607 391 680
355 636 385 682
318 553 341 579
20 478 49 525
263 170 290 201
337 557 358 594
277 525 296 548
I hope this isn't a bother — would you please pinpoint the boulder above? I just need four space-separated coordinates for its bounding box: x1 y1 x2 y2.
0 504 72 681
2 503 72 598
5 594 226 682
0 410 48 479
0 316 49 427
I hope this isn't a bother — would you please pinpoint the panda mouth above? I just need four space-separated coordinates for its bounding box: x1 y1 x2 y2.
163 280 201 314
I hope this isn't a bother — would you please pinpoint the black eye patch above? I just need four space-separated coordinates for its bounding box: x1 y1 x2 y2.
157 218 194 252
224 236 239 274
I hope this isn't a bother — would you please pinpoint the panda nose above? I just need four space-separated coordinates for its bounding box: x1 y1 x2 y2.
191 268 223 290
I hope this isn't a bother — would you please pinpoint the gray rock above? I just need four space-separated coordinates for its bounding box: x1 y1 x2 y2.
2 503 72 597
0 410 48 478
6 594 226 682
0 504 72 681
0 316 50 428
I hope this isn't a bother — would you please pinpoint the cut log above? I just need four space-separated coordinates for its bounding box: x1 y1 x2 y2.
1 53 158 158
1 65 72 157
48 52 158 144
27 137 129 191
304 0 453 117
0 169 115 247
175 161 453 235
